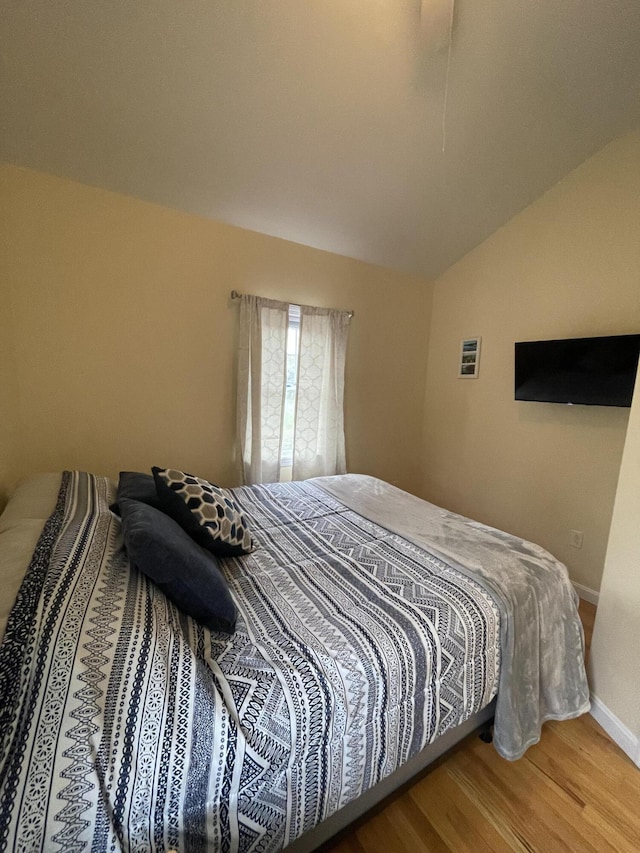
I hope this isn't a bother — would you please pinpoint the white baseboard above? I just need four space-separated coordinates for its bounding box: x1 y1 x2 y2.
589 693 640 767
573 582 599 606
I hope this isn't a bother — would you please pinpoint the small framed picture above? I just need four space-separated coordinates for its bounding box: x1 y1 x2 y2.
459 337 481 378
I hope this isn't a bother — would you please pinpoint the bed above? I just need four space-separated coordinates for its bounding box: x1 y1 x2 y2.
0 470 589 852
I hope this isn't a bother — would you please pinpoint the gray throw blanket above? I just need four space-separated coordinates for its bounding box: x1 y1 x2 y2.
313 474 591 760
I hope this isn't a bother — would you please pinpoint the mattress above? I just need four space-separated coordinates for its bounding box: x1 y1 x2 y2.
0 473 62 643
0 471 589 852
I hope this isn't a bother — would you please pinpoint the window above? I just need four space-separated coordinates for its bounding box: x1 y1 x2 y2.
236 295 351 485
280 304 301 474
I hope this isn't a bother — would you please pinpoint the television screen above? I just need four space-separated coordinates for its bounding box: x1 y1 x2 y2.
515 335 640 407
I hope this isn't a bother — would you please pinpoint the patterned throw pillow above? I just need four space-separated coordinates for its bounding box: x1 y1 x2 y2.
152 467 254 557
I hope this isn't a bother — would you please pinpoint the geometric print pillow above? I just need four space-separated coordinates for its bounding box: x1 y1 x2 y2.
152 467 255 557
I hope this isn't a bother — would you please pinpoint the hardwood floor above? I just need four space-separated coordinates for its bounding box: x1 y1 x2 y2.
578 598 596 661
324 601 640 852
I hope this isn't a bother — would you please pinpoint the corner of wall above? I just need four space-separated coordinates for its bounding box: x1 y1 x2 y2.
589 693 640 767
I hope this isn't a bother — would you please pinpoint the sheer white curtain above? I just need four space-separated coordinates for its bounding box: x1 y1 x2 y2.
292 306 350 481
236 295 350 484
236 295 289 484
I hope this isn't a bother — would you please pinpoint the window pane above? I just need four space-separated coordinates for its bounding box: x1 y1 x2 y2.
280 305 300 469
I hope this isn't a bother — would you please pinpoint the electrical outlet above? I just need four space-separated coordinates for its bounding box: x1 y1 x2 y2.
569 529 584 549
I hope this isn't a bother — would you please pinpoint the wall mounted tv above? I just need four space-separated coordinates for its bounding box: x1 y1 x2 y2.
515 334 640 407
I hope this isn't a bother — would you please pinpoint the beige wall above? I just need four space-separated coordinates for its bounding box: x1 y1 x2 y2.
0 164 432 497
421 131 640 592
0 279 20 508
589 371 640 743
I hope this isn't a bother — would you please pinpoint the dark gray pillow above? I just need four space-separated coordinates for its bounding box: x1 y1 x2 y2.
152 467 254 557
119 498 237 633
110 471 164 516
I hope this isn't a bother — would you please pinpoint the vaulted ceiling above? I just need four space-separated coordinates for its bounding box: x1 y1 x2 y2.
2 1 640 278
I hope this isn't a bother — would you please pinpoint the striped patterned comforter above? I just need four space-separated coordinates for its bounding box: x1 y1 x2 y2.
0 472 500 852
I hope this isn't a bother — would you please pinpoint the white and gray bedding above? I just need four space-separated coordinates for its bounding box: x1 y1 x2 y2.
314 474 591 761
0 470 588 852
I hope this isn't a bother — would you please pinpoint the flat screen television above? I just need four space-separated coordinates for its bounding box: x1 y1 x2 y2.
515 334 640 407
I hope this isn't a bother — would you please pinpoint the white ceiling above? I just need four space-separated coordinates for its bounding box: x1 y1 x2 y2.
2 1 640 278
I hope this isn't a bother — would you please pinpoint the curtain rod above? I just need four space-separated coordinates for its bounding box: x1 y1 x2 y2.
230 289 353 319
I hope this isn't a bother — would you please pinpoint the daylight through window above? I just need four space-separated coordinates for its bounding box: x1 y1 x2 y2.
236 293 350 484
280 304 301 474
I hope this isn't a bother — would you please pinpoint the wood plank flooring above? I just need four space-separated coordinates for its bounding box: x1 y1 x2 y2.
324 601 640 852
578 598 595 661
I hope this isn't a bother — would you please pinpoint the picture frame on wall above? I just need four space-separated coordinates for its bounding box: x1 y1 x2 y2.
459 337 481 378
